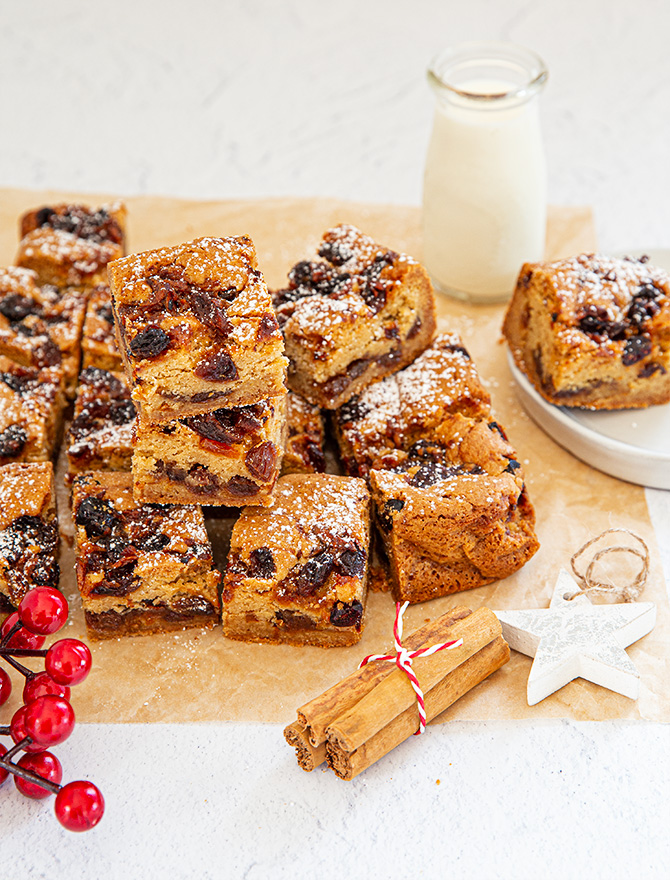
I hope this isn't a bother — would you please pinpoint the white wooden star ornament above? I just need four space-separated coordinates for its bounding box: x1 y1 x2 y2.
496 569 656 705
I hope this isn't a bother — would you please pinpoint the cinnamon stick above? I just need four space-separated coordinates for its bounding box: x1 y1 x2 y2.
283 721 326 772
297 606 472 749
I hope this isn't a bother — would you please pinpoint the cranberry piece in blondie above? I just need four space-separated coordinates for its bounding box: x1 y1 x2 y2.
281 391 326 475
0 267 87 398
334 333 491 476
503 254 670 409
66 368 136 479
16 202 126 288
0 356 65 464
81 284 123 372
221 474 370 647
72 471 220 639
132 395 287 507
0 462 60 611
108 236 287 422
273 224 436 409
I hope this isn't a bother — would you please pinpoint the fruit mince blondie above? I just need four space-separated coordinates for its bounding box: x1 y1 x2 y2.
132 394 287 507
108 236 288 422
16 202 126 288
503 254 670 409
66 367 136 479
282 391 326 475
369 432 539 603
0 267 87 398
0 356 65 463
0 461 59 611
81 284 123 372
221 473 370 647
72 471 221 639
273 224 436 409
334 333 492 476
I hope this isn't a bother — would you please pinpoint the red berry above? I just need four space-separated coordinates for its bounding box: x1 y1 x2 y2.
10 706 45 753
18 587 68 635
23 671 71 704
15 751 62 799
0 744 9 785
23 696 75 748
0 667 11 706
55 781 104 832
45 639 92 686
1 613 46 650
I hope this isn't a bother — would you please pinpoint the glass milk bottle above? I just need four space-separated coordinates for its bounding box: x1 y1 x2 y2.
422 42 548 304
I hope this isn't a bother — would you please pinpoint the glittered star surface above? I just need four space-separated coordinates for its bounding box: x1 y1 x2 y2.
496 569 656 705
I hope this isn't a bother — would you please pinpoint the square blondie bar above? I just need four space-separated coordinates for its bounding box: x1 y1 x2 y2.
273 224 436 409
72 471 221 639
108 236 287 422
16 202 126 288
81 284 123 372
0 356 65 464
221 474 370 647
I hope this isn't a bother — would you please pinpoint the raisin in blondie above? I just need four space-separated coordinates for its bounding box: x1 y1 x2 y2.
66 368 136 478
221 474 370 647
503 254 670 409
72 471 220 639
273 224 436 409
132 395 287 507
16 202 126 288
108 236 287 422
0 462 59 611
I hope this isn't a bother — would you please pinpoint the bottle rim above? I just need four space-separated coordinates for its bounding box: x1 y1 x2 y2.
427 41 548 105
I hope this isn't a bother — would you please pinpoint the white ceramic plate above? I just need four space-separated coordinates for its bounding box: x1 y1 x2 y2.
507 248 670 490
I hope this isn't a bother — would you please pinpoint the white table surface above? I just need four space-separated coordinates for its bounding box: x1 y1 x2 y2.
1 2 669 877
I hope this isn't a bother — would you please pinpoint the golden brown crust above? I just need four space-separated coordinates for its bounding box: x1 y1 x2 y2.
503 253 670 409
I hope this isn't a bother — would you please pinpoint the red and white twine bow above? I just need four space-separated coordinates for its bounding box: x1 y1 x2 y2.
358 602 464 735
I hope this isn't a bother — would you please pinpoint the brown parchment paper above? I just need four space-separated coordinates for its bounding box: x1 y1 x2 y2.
1 187 668 724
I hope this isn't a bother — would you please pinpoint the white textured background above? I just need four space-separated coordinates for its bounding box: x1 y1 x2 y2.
1 1 670 878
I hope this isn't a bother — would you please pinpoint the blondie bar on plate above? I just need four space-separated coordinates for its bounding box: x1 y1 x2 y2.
503 253 670 409
72 471 221 639
221 473 370 647
273 224 436 409
108 236 287 422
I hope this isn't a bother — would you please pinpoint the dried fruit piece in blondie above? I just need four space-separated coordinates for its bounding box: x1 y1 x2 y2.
503 254 670 409
132 395 287 507
282 391 326 475
66 368 136 479
81 284 123 372
17 202 126 288
273 224 436 409
370 436 539 603
0 267 87 398
222 474 370 647
72 471 220 639
108 236 287 421
334 333 491 476
0 356 65 463
0 461 60 611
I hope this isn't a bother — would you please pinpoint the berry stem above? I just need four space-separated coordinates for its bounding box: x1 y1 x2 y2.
0 750 62 794
2 736 31 762
0 653 34 678
0 725 10 736
0 648 48 658
0 621 23 649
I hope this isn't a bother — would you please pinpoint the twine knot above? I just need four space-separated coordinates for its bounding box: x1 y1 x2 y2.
358 602 463 735
569 528 650 602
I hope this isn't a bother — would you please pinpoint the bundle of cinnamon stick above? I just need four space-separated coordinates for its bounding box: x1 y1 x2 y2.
284 605 509 780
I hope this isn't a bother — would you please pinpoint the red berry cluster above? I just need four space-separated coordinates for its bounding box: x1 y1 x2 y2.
0 587 104 832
